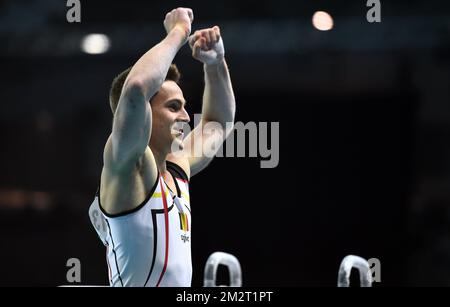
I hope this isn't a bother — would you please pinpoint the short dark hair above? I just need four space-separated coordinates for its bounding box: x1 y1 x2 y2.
109 64 181 115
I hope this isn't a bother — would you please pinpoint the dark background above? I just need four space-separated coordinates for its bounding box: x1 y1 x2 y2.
1 0 450 286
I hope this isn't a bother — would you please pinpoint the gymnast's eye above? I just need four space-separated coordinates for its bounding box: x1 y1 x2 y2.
168 100 181 112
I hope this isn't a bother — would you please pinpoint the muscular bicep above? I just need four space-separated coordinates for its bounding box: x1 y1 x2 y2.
107 81 152 170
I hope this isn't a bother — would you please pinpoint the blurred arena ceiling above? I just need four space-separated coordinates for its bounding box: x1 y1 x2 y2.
0 0 449 56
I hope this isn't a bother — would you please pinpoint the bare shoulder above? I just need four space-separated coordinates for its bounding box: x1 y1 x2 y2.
166 153 191 180
101 139 158 216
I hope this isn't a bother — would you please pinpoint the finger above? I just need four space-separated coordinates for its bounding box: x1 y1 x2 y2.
209 29 218 45
205 30 213 49
196 37 207 51
187 8 194 23
188 31 200 48
213 26 221 42
201 37 208 51
188 34 195 48
192 38 204 58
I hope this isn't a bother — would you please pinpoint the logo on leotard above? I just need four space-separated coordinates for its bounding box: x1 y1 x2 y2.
181 234 190 243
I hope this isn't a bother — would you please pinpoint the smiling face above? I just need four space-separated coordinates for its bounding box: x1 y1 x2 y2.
149 80 190 154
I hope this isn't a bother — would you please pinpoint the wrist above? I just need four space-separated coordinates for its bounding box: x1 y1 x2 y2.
168 26 189 45
204 57 225 70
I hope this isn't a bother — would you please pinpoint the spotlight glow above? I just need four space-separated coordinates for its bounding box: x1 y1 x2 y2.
81 34 110 54
312 11 334 31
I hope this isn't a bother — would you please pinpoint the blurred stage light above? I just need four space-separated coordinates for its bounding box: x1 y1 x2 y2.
81 34 111 54
312 11 334 31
